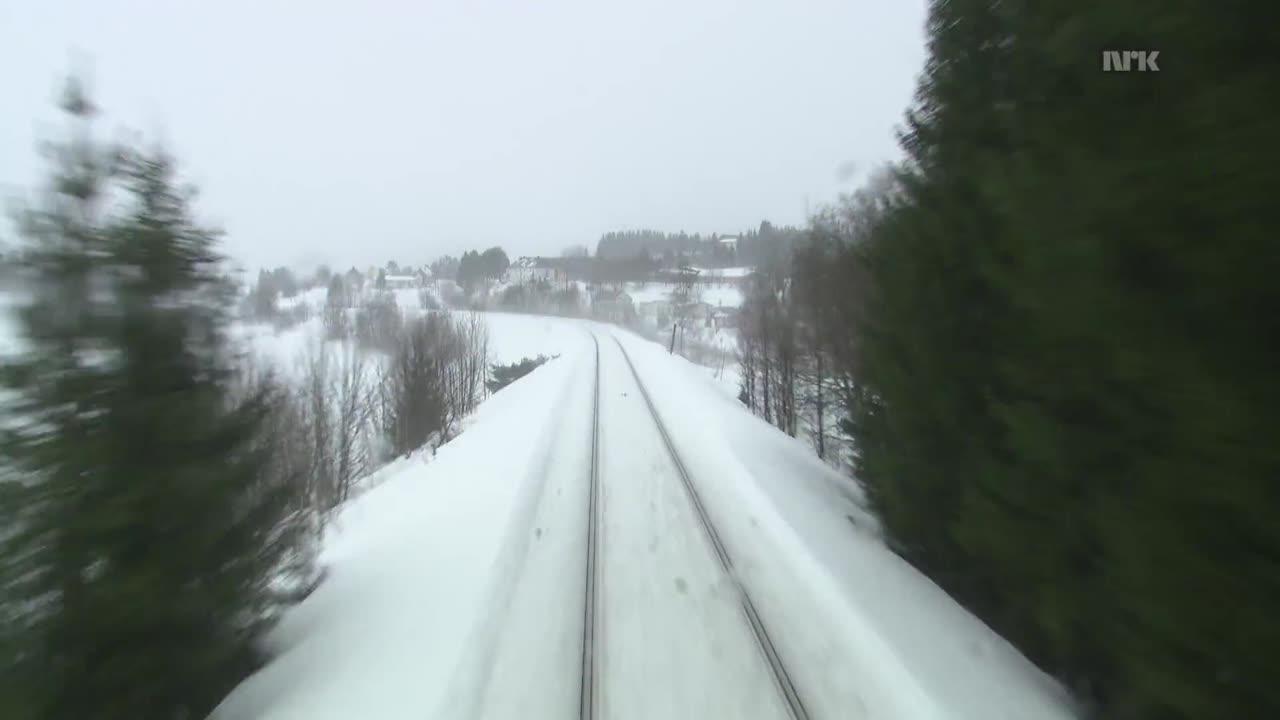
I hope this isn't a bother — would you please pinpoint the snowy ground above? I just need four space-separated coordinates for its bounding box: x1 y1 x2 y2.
478 312 592 365
1 284 1072 720
692 265 753 279
625 281 744 309
213 315 1076 720
213 350 590 719
4 289 1072 719
230 308 589 383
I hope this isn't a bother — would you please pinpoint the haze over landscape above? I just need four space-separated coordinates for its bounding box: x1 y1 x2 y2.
2 3 1273 720
1 0 925 270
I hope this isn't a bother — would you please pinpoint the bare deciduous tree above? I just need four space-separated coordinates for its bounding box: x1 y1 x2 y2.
300 337 336 511
332 342 374 504
439 312 489 440
378 312 487 458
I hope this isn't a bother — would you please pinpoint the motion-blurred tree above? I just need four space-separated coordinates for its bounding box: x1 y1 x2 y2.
0 79 316 720
831 2 1280 718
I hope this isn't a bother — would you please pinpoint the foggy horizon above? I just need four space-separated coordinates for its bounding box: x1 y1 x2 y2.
1 1 926 273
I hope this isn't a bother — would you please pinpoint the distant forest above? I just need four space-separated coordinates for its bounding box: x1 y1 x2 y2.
594 221 804 267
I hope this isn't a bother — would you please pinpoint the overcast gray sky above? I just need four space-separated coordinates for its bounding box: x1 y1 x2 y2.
1 0 925 272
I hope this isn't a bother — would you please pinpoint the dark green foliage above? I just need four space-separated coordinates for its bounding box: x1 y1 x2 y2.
457 247 510 291
323 276 349 339
326 275 347 307
480 247 509 278
550 285 582 315
249 269 279 319
379 313 488 456
0 81 315 720
594 225 802 267
246 267 300 320
798 2 1280 718
343 266 364 292
430 254 460 281
735 221 805 270
595 229 701 260
486 355 553 394
384 317 449 455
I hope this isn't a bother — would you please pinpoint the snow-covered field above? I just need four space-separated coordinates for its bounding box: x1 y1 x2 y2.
478 312 592 365
231 307 590 381
214 317 1076 720
626 281 744 309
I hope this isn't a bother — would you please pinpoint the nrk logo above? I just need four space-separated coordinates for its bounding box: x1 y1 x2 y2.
1102 50 1160 72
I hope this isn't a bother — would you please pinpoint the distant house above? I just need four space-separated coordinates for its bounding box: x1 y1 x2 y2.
508 256 567 285
656 266 701 284
593 289 635 323
638 299 673 326
384 274 418 289
718 236 739 256
508 257 555 284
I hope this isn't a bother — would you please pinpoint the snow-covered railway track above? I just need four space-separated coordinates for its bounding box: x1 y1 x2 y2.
579 334 602 720
610 336 811 720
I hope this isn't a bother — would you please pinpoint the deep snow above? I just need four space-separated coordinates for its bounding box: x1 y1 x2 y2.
213 314 1075 720
477 312 592 366
213 349 588 720
1 292 1075 719
612 331 1075 720
594 336 790 719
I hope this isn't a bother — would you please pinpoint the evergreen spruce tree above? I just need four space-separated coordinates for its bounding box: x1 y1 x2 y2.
0 80 315 720
846 2 1280 717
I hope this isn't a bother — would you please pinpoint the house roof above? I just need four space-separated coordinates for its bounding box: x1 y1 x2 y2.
513 256 556 269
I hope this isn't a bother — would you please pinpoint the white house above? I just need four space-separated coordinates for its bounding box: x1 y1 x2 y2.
384 274 418 289
593 289 635 323
508 256 558 284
